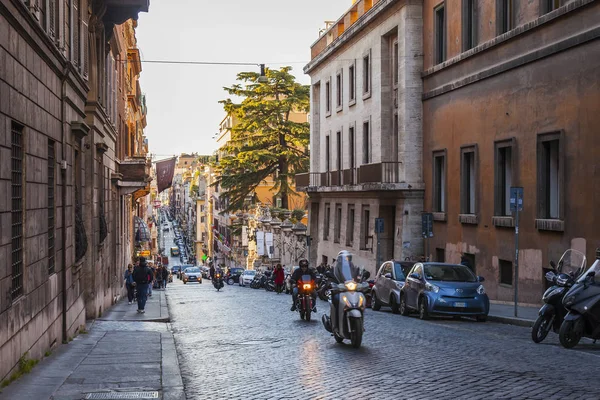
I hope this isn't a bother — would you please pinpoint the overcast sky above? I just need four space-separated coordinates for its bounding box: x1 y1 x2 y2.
136 0 350 161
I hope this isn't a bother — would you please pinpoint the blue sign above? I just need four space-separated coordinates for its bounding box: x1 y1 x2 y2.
510 187 524 212
421 213 434 238
375 218 384 234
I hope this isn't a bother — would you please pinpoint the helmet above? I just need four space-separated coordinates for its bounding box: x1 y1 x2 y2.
299 259 309 268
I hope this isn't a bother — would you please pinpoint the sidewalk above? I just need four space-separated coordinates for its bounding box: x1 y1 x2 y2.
0 290 184 400
488 302 539 327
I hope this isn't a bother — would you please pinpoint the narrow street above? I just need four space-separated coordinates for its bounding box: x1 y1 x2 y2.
165 277 600 399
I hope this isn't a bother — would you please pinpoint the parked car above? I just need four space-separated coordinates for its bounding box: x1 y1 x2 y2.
239 270 257 286
400 263 489 321
372 261 415 313
163 226 169 232
182 267 202 284
226 268 245 285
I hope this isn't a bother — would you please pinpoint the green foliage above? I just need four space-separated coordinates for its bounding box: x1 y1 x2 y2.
1 352 39 388
44 350 52 357
291 209 306 222
215 67 310 213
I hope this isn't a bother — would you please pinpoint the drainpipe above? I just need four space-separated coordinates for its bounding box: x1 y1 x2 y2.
60 65 70 343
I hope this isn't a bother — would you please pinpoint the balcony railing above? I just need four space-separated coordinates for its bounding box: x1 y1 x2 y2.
295 162 402 190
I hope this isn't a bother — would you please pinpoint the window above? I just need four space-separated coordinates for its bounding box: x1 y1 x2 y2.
346 205 355 246
460 146 477 215
436 248 445 262
537 133 563 220
494 140 515 216
325 79 331 115
499 259 513 286
325 135 331 172
462 0 477 51
336 131 342 172
362 120 370 165
497 0 514 34
48 140 56 275
542 0 561 14
336 71 343 110
463 253 476 273
349 63 356 104
348 125 355 170
47 0 60 39
433 151 446 213
434 3 446 64
334 204 342 243
393 40 399 86
11 122 24 300
324 204 331 240
360 206 370 250
362 51 371 96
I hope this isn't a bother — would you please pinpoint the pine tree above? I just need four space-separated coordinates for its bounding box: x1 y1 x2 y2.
215 67 310 212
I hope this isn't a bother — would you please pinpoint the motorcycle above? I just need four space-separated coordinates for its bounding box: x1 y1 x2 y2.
558 252 600 348
318 276 332 302
531 249 585 343
265 275 276 292
213 272 224 291
322 268 371 349
294 274 316 321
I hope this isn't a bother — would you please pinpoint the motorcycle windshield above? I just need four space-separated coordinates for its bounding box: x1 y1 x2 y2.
333 255 359 283
558 249 587 278
300 274 312 283
577 260 600 283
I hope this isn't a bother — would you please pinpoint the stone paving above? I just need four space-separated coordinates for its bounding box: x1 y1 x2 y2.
166 277 600 400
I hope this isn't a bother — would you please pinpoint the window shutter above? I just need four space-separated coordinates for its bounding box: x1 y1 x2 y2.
82 19 89 78
48 0 56 38
112 56 117 124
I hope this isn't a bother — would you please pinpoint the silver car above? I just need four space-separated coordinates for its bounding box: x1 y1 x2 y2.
371 261 414 313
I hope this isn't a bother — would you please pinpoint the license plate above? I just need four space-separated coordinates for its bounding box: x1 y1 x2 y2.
454 302 467 308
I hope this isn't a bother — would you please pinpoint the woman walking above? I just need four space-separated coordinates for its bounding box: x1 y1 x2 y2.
273 264 285 294
124 264 135 304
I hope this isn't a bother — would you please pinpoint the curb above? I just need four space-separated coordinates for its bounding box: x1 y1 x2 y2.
96 316 171 323
488 314 535 328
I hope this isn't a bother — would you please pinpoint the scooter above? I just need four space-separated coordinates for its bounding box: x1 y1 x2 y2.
322 269 370 348
531 249 585 343
558 253 600 348
213 272 224 291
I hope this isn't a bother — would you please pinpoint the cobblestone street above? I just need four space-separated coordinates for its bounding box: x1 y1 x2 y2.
167 277 600 400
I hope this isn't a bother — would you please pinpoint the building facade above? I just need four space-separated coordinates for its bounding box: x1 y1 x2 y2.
0 0 150 382
297 0 424 274
422 0 599 303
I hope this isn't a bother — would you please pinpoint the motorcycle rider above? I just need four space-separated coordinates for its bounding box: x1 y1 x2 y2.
290 258 317 312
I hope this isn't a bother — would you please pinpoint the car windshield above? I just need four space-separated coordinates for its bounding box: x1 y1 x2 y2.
423 264 477 282
246 271 256 275
185 268 200 273
393 263 412 281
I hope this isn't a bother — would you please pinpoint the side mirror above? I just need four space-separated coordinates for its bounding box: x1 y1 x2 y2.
550 261 556 269
384 273 392 279
477 276 485 282
409 273 421 280
587 271 596 278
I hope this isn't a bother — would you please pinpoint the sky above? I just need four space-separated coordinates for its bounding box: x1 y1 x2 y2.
136 0 350 161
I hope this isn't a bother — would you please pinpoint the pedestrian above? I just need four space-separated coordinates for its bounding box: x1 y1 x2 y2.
124 264 135 304
147 263 155 297
132 257 153 313
162 265 169 289
209 263 215 280
273 264 285 294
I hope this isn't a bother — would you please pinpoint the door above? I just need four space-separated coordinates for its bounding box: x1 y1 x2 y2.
405 264 424 309
381 262 394 304
374 263 386 303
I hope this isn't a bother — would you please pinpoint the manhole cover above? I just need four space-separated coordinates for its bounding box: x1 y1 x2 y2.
85 392 159 399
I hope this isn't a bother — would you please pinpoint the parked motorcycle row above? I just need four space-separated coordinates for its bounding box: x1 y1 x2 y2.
531 249 600 348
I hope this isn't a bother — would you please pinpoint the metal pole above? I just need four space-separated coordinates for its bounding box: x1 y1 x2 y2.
376 229 381 269
514 191 520 318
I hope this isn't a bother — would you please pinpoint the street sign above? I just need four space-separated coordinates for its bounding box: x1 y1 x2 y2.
421 213 434 238
137 250 150 257
201 254 208 261
510 187 524 211
375 218 384 234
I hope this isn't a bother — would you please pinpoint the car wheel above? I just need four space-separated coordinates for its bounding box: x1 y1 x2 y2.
371 291 381 311
418 296 429 320
227 278 234 285
399 294 409 316
390 296 400 314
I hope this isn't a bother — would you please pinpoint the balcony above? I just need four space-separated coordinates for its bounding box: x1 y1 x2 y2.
104 0 150 26
296 162 421 192
113 156 152 196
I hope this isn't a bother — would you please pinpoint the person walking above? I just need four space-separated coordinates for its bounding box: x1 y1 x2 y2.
161 265 169 289
273 264 285 294
132 257 153 313
147 264 155 297
124 264 135 304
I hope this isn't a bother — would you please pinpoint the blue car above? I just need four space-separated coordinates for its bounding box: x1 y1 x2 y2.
400 263 489 321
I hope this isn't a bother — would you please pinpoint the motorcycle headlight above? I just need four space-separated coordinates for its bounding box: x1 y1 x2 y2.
477 285 486 295
345 281 357 291
425 283 440 293
303 283 312 290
